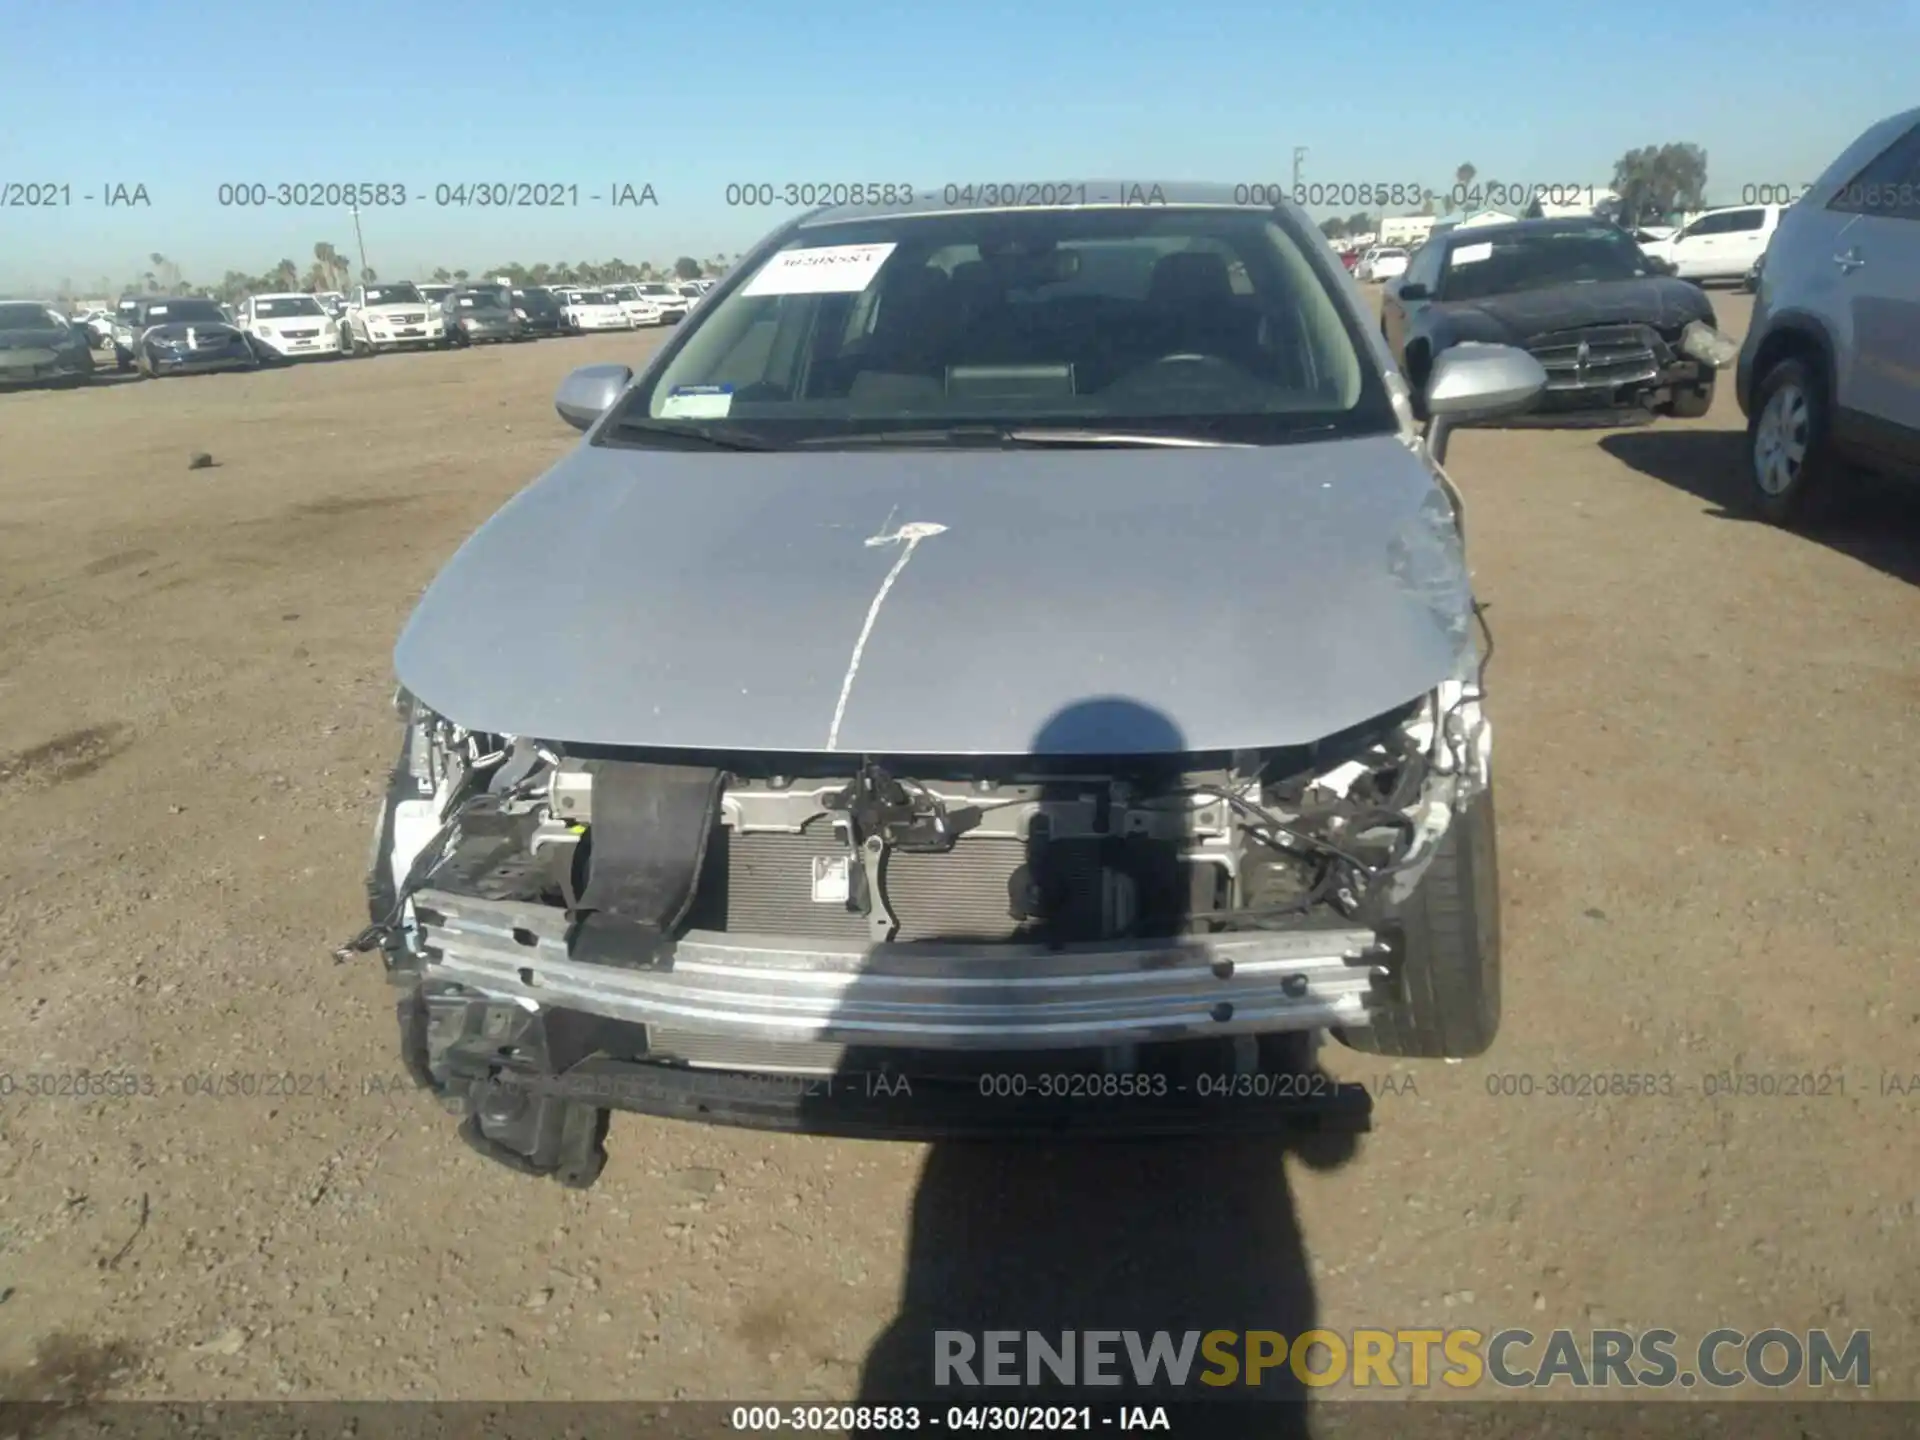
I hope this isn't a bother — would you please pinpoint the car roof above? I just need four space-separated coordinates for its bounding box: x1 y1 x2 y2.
251 291 320 300
795 179 1280 228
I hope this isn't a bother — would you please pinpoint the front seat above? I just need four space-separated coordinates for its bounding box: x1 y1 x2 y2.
842 266 955 407
1146 251 1258 365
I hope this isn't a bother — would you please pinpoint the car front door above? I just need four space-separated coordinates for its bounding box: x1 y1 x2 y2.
1824 121 1920 455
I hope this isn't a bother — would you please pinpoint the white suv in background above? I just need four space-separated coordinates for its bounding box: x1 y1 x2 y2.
340 282 440 354
603 283 663 327
636 281 692 322
238 293 343 360
1358 246 1409 282
558 288 634 332
1641 204 1783 284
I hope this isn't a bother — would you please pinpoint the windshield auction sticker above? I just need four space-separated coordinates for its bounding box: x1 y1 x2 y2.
661 384 734 418
1450 241 1494 266
742 242 897 296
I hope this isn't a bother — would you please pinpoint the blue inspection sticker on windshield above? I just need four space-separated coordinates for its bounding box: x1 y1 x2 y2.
661 383 734 419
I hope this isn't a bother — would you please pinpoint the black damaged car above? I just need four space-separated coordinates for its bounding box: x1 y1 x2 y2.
1380 218 1739 421
119 295 259 379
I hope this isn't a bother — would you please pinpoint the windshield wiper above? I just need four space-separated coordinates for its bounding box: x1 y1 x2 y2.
1006 427 1252 449
793 425 1249 450
606 419 781 451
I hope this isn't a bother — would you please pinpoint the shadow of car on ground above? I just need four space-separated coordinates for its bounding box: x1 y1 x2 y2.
1600 428 1920 590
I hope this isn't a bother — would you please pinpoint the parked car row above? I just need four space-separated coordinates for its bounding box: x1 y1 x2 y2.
17 277 719 388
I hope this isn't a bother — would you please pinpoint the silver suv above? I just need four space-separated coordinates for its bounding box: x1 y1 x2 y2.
1737 106 1920 524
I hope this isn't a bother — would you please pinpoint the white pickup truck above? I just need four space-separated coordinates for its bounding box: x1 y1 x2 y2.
340 282 442 355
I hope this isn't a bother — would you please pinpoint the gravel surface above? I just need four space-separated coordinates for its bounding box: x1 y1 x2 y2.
2 295 1916 1405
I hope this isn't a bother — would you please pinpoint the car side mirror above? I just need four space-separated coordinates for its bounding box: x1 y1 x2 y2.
1648 257 1678 276
555 363 633 431
1423 343 1547 466
1396 282 1430 301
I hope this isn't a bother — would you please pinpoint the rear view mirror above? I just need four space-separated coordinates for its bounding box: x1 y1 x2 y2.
555 363 633 431
1422 343 1547 466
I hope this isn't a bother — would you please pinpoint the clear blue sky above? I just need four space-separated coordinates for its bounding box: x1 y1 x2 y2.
1 0 1912 293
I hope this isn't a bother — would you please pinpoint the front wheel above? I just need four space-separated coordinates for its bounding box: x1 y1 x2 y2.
1747 356 1843 527
1336 783 1500 1059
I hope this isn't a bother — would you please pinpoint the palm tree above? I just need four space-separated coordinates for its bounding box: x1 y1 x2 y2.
431 267 451 283
360 265 377 283
452 269 468 283
1453 162 1478 213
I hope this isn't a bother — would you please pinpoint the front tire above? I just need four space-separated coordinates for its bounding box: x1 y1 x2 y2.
1746 356 1842 527
1337 783 1500 1059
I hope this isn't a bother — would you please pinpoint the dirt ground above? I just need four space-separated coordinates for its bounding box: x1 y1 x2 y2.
2 294 1918 1407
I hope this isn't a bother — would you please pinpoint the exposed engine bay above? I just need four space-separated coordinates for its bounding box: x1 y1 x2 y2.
345 657 1492 1182
358 673 1492 967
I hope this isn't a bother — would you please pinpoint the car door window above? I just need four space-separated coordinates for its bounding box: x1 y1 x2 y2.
1719 209 1765 233
1828 121 1920 222
1680 213 1733 239
1405 243 1442 291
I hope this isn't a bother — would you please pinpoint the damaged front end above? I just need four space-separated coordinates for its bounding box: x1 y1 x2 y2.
344 645 1494 1175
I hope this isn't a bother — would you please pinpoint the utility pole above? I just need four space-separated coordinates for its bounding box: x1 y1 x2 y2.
1292 147 1307 192
350 204 370 284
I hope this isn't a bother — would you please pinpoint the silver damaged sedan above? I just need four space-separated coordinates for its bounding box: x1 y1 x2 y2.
343 183 1547 1185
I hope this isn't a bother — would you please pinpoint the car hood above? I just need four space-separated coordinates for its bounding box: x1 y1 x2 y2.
0 326 76 351
1433 277 1713 341
393 436 1474 756
144 320 243 338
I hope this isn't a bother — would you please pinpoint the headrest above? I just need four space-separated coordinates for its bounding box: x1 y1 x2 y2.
1148 251 1234 307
